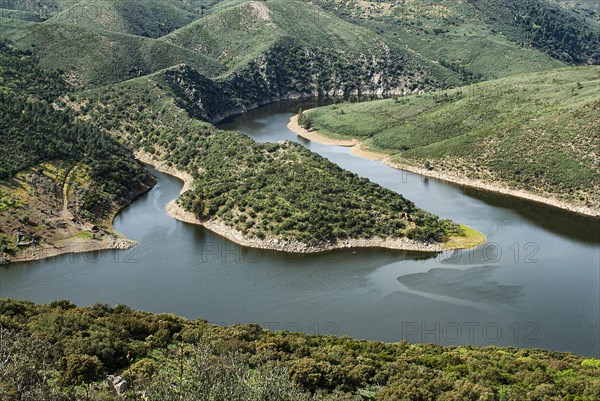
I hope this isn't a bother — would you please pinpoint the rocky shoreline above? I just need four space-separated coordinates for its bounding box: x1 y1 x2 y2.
2 144 462 266
167 200 449 253
289 115 600 218
9 236 136 264
384 160 600 218
141 151 454 253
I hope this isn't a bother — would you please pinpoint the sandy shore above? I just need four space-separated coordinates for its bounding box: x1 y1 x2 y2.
349 144 389 161
288 115 360 147
288 115 600 218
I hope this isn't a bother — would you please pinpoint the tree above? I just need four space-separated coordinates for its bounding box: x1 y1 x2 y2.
297 109 311 129
59 354 104 401
0 328 60 401
122 358 157 400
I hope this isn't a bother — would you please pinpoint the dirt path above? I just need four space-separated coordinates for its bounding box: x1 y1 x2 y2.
61 163 77 222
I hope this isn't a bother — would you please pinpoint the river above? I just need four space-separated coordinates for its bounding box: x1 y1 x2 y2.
1 100 599 357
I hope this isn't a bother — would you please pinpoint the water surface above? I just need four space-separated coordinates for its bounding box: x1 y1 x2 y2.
2 100 599 357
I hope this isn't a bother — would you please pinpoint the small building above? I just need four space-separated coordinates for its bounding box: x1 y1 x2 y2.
15 232 35 247
83 222 99 232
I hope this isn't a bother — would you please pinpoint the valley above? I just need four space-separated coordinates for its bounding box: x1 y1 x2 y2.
0 0 598 399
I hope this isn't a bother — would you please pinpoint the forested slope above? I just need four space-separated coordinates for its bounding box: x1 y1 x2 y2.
0 44 152 261
0 39 469 261
3 0 589 95
312 0 598 79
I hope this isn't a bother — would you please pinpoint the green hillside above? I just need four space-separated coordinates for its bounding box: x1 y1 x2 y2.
80 73 465 247
0 44 152 258
0 0 463 93
1 2 599 399
468 0 599 64
0 19 225 86
549 0 599 27
165 0 398 69
0 0 80 16
161 0 464 109
0 40 469 258
0 0 595 246
2 0 593 98
304 66 600 213
2 0 227 26
45 0 223 38
1 299 599 401
312 0 597 79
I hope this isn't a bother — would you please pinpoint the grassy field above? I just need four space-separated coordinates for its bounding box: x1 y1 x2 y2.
306 66 600 213
444 224 487 250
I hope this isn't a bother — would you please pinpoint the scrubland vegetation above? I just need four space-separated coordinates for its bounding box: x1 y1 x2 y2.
83 74 462 246
0 44 151 257
1 299 598 401
0 1 598 398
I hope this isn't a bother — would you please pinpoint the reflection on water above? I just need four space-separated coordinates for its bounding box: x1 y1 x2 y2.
397 266 524 305
459 186 600 245
1 100 598 357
